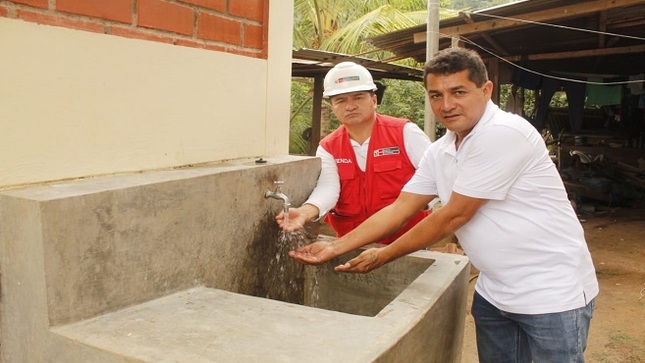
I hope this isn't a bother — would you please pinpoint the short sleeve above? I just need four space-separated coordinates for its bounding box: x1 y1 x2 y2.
402 147 438 196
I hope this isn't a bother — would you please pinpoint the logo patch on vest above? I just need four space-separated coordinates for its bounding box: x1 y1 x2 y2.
373 147 400 157
335 158 353 164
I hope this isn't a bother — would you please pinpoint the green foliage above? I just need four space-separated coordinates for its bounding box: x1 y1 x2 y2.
377 79 426 129
498 84 536 118
550 91 569 108
289 79 314 155
321 5 419 55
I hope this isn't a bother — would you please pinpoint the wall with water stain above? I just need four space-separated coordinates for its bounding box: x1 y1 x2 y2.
0 156 318 361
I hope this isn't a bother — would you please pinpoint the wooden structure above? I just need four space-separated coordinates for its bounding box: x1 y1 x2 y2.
365 0 645 205
367 0 645 172
367 0 645 82
291 1 645 179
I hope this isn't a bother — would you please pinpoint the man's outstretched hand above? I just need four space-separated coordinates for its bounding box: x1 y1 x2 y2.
290 241 389 273
275 208 308 232
288 241 337 265
334 247 385 273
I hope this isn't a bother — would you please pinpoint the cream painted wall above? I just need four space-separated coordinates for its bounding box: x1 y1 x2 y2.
265 0 295 160
0 0 294 189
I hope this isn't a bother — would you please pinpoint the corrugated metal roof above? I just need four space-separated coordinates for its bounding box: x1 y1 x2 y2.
292 48 423 81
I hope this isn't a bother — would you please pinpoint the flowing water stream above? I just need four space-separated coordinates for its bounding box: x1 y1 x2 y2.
263 228 320 304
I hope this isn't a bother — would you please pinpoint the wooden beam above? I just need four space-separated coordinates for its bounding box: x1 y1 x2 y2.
598 11 607 48
505 44 645 62
413 0 645 43
451 36 461 48
595 11 609 71
459 12 508 56
488 57 500 104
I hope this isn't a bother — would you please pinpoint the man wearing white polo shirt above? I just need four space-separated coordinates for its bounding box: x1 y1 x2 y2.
289 48 598 363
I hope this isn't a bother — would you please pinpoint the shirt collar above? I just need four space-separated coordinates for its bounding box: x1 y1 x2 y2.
443 100 498 145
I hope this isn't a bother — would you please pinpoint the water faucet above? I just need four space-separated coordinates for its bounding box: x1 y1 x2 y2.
264 180 291 213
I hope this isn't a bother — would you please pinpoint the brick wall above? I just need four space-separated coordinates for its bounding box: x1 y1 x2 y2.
0 0 268 59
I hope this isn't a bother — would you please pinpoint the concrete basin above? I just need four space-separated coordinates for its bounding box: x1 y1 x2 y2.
0 156 469 362
52 247 469 363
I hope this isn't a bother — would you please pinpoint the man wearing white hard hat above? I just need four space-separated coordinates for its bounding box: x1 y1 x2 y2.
276 62 431 244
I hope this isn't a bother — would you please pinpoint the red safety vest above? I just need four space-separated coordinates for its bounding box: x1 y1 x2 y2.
320 114 430 245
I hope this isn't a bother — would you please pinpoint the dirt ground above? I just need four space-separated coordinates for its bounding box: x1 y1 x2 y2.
458 207 645 363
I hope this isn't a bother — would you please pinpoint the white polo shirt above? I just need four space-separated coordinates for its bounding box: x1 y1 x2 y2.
404 101 599 314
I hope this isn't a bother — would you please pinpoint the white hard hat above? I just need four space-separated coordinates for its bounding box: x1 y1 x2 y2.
323 62 377 98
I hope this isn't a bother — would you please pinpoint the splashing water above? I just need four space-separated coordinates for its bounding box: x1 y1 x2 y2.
283 208 290 227
264 228 317 304
278 228 310 249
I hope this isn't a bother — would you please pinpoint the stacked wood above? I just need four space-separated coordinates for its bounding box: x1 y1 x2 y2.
616 158 645 191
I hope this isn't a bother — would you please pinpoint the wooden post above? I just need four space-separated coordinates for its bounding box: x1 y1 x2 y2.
488 57 500 105
308 75 324 156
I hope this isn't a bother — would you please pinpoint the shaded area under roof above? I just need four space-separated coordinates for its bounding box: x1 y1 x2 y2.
367 0 645 79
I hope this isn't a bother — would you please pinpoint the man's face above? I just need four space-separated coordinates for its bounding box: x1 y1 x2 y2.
425 70 492 137
329 91 377 126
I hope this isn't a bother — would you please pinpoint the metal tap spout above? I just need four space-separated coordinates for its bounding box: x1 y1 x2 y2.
264 181 290 213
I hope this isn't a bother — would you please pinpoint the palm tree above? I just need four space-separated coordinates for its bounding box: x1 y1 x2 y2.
294 0 429 54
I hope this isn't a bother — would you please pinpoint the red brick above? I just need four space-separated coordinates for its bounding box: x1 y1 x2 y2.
197 12 240 45
201 42 229 53
18 10 105 33
243 23 263 49
226 47 263 59
57 0 132 24
175 38 204 49
228 0 264 22
0 6 9 17
176 38 225 52
179 0 225 12
109 26 175 44
10 0 48 9
138 0 194 36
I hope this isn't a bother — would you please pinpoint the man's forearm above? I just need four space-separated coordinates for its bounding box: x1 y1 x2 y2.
380 210 454 263
381 192 485 263
318 192 435 262
329 198 421 257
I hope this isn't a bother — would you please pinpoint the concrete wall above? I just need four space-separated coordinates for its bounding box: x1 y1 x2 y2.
306 247 434 316
0 156 319 362
46 253 469 362
0 1 304 360
307 249 469 363
0 0 294 189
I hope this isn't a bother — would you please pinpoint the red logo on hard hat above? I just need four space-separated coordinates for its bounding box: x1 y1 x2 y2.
336 76 360 84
